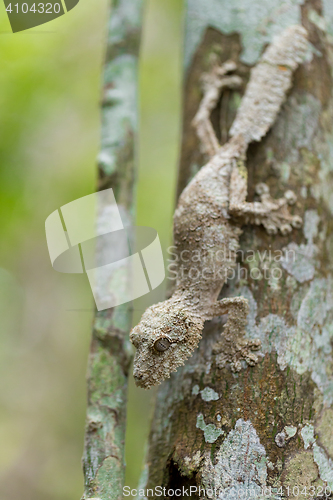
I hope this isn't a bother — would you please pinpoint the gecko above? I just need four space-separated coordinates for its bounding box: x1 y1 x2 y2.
130 25 308 389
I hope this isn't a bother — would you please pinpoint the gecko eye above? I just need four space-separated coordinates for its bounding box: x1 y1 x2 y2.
153 336 171 352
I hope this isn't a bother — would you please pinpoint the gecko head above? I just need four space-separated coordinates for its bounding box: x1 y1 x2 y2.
130 300 204 389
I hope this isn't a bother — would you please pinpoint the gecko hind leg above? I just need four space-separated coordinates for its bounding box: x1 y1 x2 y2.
208 297 261 372
229 161 302 235
192 61 242 158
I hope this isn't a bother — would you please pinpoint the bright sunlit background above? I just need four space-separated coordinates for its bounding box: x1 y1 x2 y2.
0 0 183 498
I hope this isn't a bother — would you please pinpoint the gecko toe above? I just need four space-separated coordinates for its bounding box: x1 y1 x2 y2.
265 223 278 235
255 182 270 196
280 223 292 235
291 215 302 228
284 190 297 205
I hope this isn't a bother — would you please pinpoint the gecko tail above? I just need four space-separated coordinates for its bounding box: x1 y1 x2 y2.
229 25 308 145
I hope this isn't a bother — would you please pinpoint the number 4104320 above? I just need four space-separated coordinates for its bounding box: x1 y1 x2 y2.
5 3 61 13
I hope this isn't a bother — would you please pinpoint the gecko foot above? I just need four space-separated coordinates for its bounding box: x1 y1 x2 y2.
212 299 261 372
213 336 261 372
253 182 302 236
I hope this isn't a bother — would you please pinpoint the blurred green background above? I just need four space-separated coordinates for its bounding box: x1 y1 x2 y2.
0 0 183 498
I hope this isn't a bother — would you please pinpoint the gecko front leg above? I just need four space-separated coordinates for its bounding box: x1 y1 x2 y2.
207 297 261 372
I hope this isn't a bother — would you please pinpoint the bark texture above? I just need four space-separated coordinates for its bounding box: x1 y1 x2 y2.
140 1 333 498
81 1 144 499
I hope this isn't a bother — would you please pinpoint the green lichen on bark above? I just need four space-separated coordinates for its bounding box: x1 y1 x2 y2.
81 0 144 499
139 0 333 497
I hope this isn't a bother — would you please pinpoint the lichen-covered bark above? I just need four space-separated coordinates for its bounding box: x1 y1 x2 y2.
81 1 144 499
140 0 333 498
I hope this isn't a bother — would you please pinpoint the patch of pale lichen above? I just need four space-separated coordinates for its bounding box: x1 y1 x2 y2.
92 456 124 500
185 0 305 68
280 451 320 499
317 407 333 458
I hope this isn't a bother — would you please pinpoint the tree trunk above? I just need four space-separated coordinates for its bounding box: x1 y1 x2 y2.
140 1 333 498
81 1 144 499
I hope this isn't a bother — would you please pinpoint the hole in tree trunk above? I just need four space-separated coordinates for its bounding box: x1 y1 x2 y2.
162 459 200 500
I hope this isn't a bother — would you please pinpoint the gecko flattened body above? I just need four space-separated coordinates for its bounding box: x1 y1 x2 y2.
130 26 308 389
